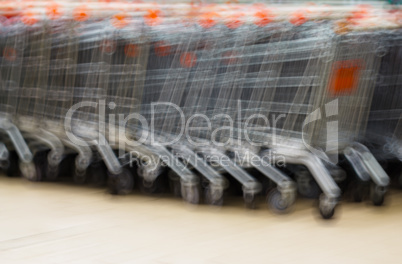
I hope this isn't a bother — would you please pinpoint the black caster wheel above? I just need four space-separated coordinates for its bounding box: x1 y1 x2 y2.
45 166 59 181
139 176 166 194
398 172 402 189
26 152 48 181
73 169 87 184
243 192 257 209
351 181 367 203
5 151 19 177
204 187 223 206
267 189 290 214
20 161 42 182
30 151 59 181
319 196 336 220
89 162 107 187
319 205 335 220
108 168 134 195
57 154 75 178
182 184 200 204
297 176 321 199
168 171 181 197
371 184 385 206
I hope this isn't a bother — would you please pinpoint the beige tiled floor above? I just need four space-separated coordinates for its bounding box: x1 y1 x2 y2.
0 176 401 264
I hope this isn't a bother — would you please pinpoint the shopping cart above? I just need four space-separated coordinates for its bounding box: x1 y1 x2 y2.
94 14 227 204
0 16 33 177
39 18 94 184
60 15 139 194
160 19 345 217
13 16 68 181
131 19 257 206
130 12 352 212
364 28 402 189
319 17 400 206
95 13 166 194
0 2 399 220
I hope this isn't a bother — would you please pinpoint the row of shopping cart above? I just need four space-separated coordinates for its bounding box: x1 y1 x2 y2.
0 2 401 219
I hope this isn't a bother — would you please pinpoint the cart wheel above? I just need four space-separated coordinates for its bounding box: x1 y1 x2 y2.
25 152 48 181
89 162 107 186
168 171 181 197
352 181 365 203
204 187 223 206
46 166 59 181
139 179 158 194
243 192 257 209
319 205 335 220
73 169 87 184
297 176 321 199
5 151 19 177
319 196 336 219
182 184 200 204
371 184 385 206
139 176 166 194
267 189 290 214
398 172 402 189
108 168 134 195
20 161 42 182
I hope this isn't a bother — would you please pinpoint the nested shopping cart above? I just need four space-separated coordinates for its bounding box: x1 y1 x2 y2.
364 28 402 188
13 12 102 183
93 14 165 194
57 15 143 193
310 19 398 206
0 17 33 177
180 20 343 218
139 18 301 209
127 13 347 213
0 2 399 220
38 18 95 183
10 9 131 186
13 16 68 181
93 13 228 204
